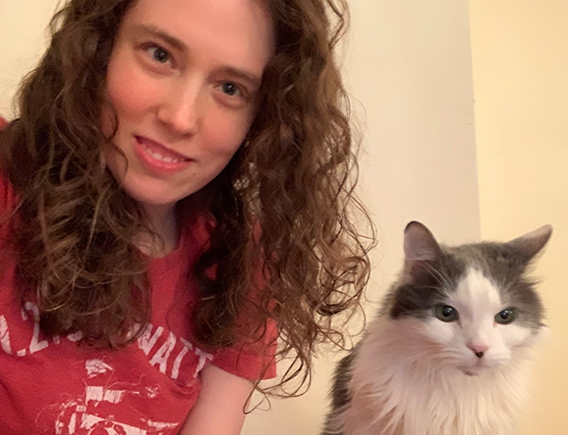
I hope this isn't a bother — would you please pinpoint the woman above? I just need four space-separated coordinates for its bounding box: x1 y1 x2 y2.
0 0 373 433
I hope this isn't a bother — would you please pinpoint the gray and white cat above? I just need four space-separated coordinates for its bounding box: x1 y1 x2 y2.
323 221 552 435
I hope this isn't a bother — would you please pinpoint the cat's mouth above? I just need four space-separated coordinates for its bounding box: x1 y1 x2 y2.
459 362 488 376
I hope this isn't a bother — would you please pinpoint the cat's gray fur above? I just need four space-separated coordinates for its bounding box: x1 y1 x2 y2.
322 221 551 435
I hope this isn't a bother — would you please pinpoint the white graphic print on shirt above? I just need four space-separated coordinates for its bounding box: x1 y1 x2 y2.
37 358 180 434
1 300 214 433
0 301 212 384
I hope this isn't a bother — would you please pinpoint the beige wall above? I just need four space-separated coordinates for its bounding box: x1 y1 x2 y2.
470 1 568 433
0 0 58 116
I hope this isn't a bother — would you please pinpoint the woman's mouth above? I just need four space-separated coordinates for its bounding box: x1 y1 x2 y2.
134 135 193 174
136 136 190 162
140 142 186 163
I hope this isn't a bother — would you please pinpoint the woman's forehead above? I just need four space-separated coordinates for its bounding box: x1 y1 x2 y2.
119 0 275 71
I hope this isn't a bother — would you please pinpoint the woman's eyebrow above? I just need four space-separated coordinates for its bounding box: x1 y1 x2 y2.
132 24 187 52
214 66 262 89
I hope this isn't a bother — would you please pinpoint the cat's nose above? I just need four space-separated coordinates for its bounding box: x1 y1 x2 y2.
467 343 489 358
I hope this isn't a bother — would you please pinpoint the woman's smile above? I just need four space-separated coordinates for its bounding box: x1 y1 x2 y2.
134 135 193 175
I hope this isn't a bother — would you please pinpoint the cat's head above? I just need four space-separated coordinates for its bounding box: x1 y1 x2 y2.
386 222 552 376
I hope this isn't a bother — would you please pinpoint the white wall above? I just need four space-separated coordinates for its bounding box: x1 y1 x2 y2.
0 1 481 434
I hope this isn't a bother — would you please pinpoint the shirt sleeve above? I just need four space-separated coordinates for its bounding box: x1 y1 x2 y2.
211 314 277 381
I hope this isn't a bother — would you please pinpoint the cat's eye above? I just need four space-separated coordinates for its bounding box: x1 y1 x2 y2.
495 308 517 325
435 305 458 322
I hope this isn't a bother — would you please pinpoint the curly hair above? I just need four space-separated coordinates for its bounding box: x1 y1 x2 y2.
0 0 375 394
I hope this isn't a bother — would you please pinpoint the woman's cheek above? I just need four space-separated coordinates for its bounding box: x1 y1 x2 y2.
202 108 255 153
106 55 160 121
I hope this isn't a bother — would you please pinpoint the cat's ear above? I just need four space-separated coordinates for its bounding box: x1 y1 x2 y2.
403 222 442 279
404 221 441 262
507 225 553 263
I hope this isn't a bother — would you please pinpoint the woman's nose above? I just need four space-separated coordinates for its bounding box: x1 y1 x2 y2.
156 81 203 135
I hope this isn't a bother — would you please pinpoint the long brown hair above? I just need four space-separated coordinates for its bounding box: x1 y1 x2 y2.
0 0 375 394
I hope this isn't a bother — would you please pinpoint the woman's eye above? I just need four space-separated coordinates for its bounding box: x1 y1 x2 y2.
147 45 171 64
220 82 240 97
495 308 517 325
435 304 458 322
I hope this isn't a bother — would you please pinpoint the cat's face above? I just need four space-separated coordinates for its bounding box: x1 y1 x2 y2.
387 222 551 376
421 266 539 375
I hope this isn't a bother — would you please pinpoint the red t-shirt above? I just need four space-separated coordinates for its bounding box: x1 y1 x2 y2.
0 174 276 434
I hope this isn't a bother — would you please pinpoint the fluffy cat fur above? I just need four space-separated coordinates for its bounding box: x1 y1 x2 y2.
322 222 552 435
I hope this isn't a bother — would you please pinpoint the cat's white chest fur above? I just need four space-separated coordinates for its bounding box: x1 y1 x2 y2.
337 317 531 435
331 268 538 435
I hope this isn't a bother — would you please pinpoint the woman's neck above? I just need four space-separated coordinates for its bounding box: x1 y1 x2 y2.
136 203 179 258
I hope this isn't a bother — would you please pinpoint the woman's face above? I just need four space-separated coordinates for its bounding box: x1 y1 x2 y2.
104 0 274 212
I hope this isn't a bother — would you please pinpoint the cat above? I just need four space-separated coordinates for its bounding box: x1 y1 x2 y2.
322 221 552 435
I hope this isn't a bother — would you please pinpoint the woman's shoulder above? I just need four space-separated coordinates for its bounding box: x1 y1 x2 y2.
0 118 14 209
0 117 19 243
0 118 19 217
0 172 18 249
0 176 18 267
0 118 18 260
0 167 18 216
